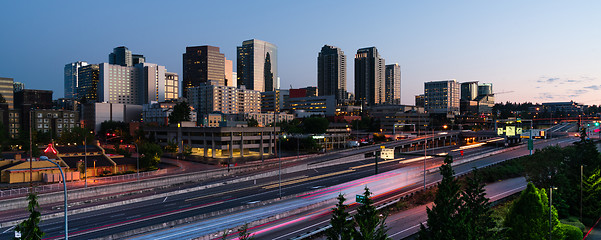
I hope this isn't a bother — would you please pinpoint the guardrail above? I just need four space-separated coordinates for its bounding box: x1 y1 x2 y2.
0 169 169 198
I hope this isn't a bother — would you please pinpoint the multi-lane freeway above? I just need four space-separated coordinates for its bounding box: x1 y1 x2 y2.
0 134 576 240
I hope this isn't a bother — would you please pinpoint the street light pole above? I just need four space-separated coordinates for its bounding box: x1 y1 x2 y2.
423 128 427 190
133 143 139 181
84 139 87 188
549 187 553 240
42 156 68 239
581 165 583 222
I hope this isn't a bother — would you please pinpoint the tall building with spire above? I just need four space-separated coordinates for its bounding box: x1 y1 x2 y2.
317 45 346 104
237 39 278 92
355 47 385 106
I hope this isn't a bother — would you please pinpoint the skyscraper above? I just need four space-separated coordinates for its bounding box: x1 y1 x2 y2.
385 63 401 104
77 64 100 102
182 45 226 98
64 61 89 99
460 81 479 101
109 46 133 67
237 39 278 92
317 45 346 103
355 47 385 106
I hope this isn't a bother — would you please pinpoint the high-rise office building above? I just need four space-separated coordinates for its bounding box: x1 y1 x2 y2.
237 39 278 92
0 77 14 109
424 80 460 115
64 61 89 99
109 46 133 67
355 47 385 106
317 45 346 103
132 54 146 65
188 84 261 116
182 45 226 98
77 64 100 103
385 63 401 104
478 83 493 96
225 58 235 87
98 63 140 105
460 81 479 101
97 63 179 105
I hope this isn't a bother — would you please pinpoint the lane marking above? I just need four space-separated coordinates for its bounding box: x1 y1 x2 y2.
263 170 355 190
162 197 168 203
186 175 307 202
350 158 404 170
2 226 15 234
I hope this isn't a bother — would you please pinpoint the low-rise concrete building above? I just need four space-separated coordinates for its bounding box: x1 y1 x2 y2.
145 126 280 162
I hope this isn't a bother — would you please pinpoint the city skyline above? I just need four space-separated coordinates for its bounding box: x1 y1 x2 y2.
1 1 601 105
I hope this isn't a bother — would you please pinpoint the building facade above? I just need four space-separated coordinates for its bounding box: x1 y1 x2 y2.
355 47 385 106
317 45 346 103
14 89 53 109
237 39 278 92
77 64 100 102
261 89 289 113
108 46 144 67
182 46 226 98
424 80 460 115
82 102 142 132
142 101 197 126
32 109 79 137
385 63 401 104
145 126 280 161
64 61 89 99
288 95 336 116
188 84 261 117
0 77 14 109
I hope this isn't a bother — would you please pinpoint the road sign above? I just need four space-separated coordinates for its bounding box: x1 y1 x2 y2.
15 231 21 238
516 127 522 135
381 148 394 160
506 126 516 137
356 194 366 204
497 128 504 136
528 139 533 150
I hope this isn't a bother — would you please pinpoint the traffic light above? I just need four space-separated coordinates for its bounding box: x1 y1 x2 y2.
460 150 464 156
595 122 599 126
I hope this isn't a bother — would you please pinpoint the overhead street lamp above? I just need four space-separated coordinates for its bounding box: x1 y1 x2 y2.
40 156 68 239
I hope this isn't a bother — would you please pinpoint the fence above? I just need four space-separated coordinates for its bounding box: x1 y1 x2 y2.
0 169 169 198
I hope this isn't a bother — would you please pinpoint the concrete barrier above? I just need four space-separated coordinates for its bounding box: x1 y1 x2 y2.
92 191 337 240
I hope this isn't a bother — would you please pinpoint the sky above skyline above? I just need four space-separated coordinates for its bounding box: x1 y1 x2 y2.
1 1 600 105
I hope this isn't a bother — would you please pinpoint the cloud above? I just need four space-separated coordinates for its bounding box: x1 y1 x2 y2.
537 77 560 83
584 85 601 90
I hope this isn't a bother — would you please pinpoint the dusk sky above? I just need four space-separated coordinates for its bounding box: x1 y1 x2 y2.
1 1 600 105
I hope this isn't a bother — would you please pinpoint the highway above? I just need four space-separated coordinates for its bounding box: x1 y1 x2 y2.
0 136 484 240
0 136 575 239
234 137 576 240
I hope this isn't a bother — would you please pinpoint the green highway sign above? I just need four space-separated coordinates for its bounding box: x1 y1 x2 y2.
356 194 366 204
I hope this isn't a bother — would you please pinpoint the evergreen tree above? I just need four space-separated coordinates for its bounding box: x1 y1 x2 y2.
14 193 44 240
458 169 495 240
352 186 390 240
168 101 191 125
237 223 254 240
326 194 354 240
418 156 461 240
583 168 601 226
505 182 562 239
